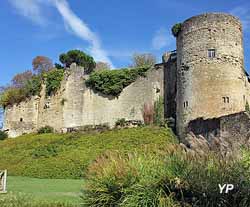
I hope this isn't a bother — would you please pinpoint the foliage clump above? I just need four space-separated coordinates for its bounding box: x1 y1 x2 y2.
171 23 182 37
131 53 156 67
43 69 65 96
32 56 53 74
115 118 126 127
59 50 96 74
37 126 54 134
82 147 250 207
0 130 8 140
0 76 42 108
0 49 96 108
154 96 165 126
246 102 250 113
86 66 150 96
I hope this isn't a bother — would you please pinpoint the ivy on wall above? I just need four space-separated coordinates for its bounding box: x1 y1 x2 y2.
43 69 65 97
85 66 151 96
0 69 65 108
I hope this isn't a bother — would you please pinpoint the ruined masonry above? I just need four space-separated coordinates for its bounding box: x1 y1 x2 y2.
4 13 250 153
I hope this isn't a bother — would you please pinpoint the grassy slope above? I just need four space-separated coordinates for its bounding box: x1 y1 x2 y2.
0 127 176 179
6 176 83 204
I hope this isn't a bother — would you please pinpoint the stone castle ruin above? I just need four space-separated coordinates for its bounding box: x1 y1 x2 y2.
4 13 250 152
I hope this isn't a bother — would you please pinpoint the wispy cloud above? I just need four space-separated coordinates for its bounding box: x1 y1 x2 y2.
51 0 114 67
9 0 114 67
152 27 174 50
230 6 250 30
8 0 48 26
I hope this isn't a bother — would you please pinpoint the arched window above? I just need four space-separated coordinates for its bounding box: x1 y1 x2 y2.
184 101 189 108
208 49 216 58
223 97 230 103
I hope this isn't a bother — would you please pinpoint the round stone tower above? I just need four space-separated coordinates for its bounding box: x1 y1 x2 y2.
176 13 246 138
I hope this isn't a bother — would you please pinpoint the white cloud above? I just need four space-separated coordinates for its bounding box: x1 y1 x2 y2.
51 0 114 67
9 0 114 68
152 27 174 50
230 6 250 30
8 0 47 25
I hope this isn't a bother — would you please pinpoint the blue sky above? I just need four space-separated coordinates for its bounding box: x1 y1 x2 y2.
0 0 250 87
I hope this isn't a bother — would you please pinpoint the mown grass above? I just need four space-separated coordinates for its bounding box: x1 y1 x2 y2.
6 176 83 204
0 127 176 179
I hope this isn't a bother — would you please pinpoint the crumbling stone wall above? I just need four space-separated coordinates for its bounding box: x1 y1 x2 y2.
3 96 39 137
3 64 165 137
176 13 245 139
184 112 250 156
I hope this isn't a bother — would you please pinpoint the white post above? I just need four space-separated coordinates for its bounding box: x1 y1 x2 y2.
3 170 7 193
0 170 7 193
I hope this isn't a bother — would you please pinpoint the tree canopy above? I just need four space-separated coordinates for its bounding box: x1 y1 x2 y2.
131 53 156 68
32 56 53 74
95 61 111 71
59 50 96 74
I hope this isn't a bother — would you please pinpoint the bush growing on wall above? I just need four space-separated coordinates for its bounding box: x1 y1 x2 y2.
153 96 165 126
171 23 182 37
37 126 54 134
0 131 8 140
43 69 64 96
115 118 126 127
85 66 150 96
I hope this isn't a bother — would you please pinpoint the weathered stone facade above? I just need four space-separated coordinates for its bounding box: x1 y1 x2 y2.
3 64 164 137
176 13 248 139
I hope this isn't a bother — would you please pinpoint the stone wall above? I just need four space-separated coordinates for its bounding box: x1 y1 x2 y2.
3 96 39 137
162 52 177 124
176 13 245 139
184 112 250 155
3 64 165 137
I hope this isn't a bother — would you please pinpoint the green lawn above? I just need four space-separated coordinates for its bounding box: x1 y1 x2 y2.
5 176 83 204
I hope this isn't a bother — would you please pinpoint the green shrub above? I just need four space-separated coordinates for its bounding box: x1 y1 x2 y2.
82 146 250 207
38 126 54 134
85 66 150 96
43 69 64 96
0 75 42 108
171 23 182 37
0 130 8 140
153 96 165 126
24 75 42 97
0 87 26 108
81 148 179 207
115 118 126 127
246 102 250 113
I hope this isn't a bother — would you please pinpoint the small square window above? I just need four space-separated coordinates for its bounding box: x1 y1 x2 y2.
208 49 216 58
